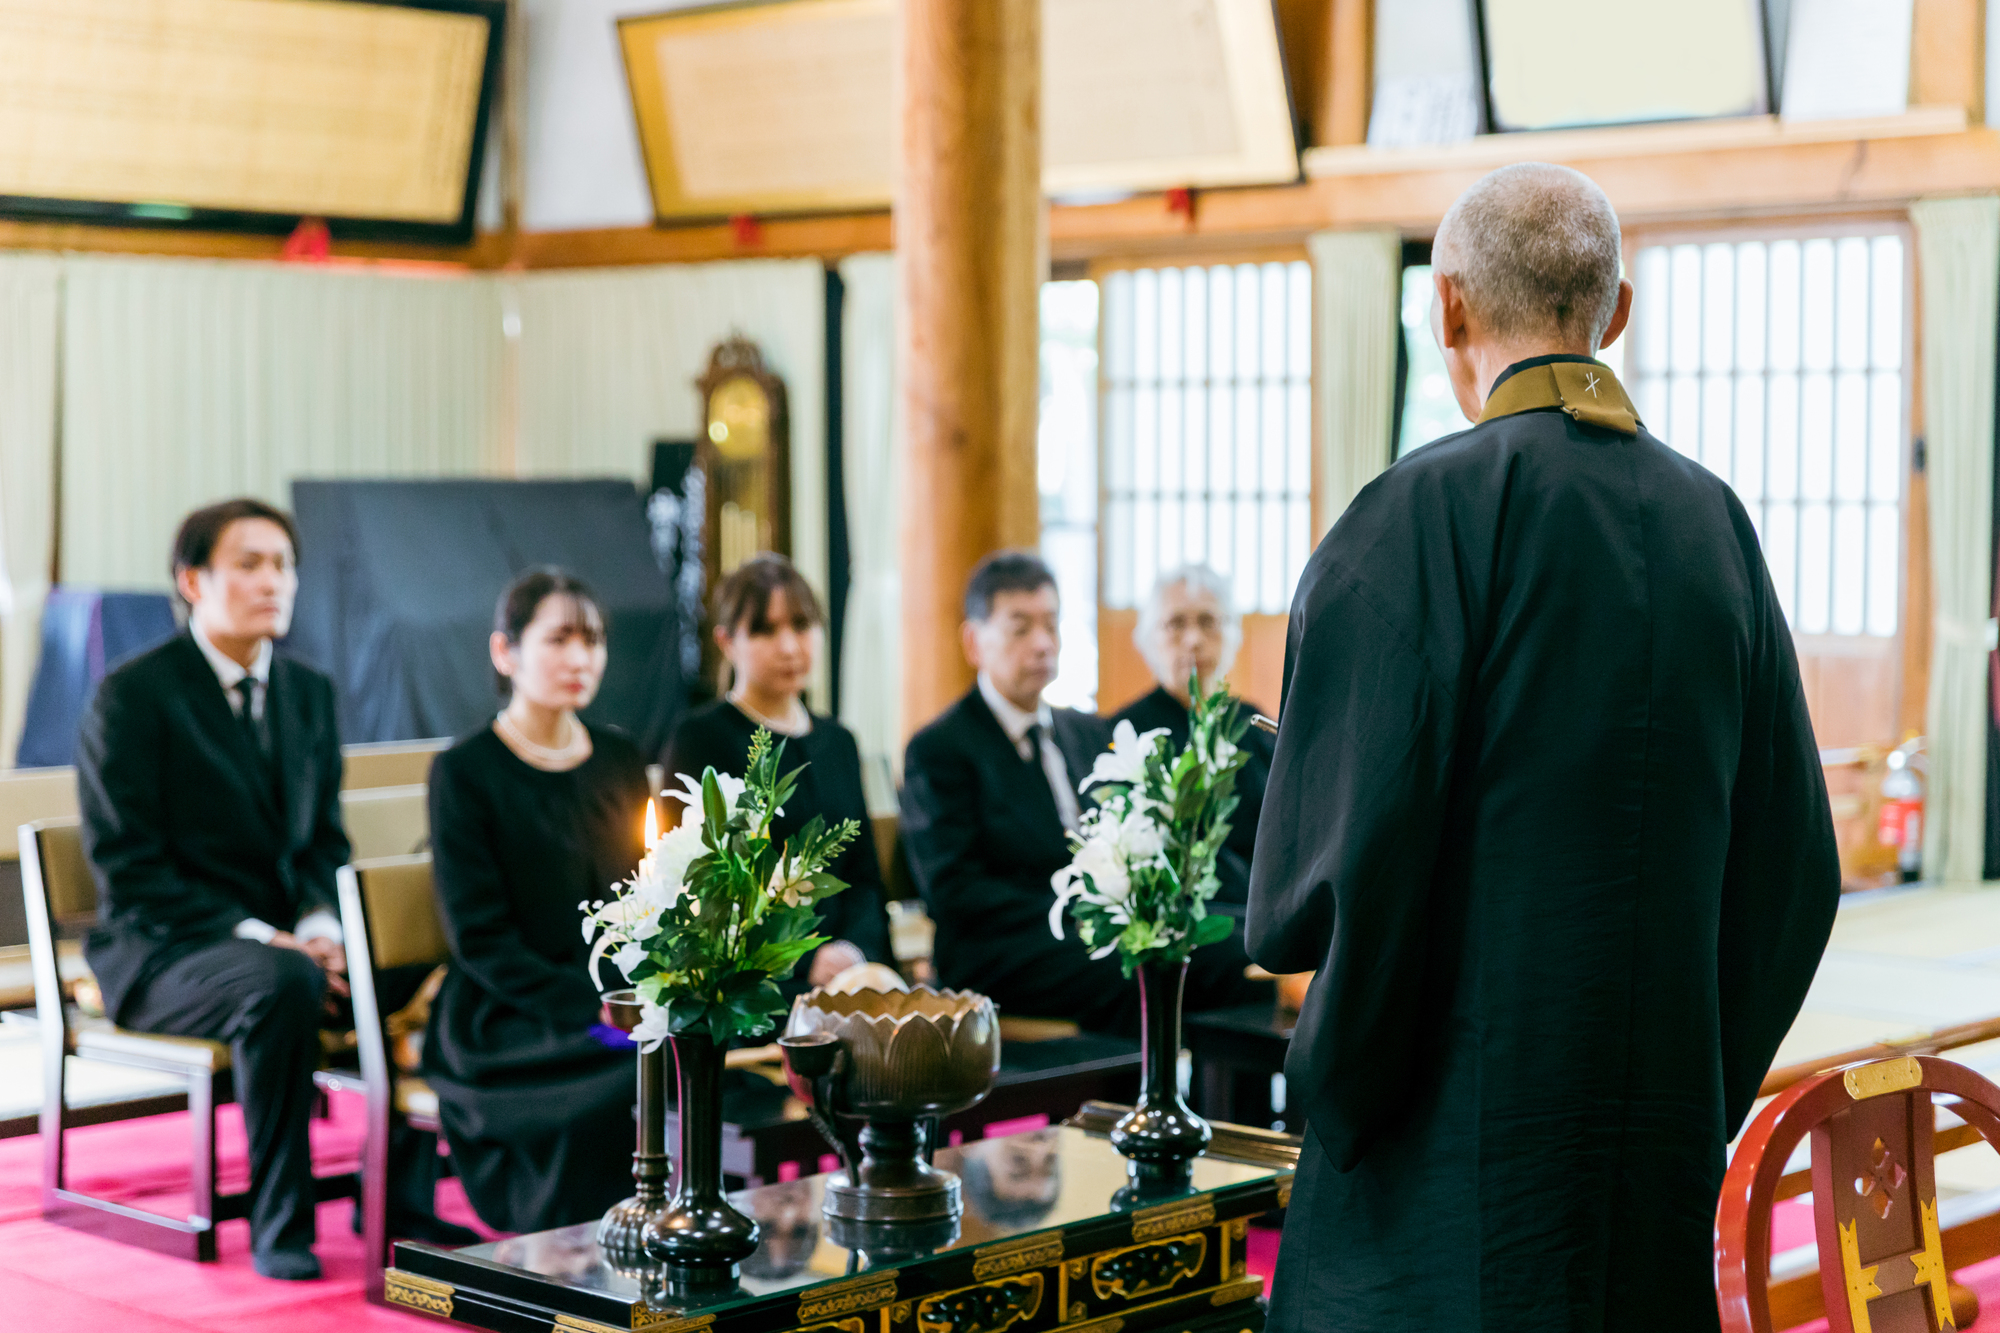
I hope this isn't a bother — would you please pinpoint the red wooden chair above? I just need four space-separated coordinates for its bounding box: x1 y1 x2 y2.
1718 1054 1999 1332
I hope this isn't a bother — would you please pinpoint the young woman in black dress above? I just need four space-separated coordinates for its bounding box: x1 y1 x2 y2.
423 569 650 1234
661 555 892 988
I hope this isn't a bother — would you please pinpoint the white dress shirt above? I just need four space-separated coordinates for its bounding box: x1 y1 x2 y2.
191 620 342 947
978 673 1081 832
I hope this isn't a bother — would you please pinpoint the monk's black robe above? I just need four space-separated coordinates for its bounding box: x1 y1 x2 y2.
1248 355 1839 1332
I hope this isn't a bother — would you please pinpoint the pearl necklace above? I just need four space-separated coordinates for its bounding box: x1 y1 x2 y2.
495 709 590 771
730 691 810 737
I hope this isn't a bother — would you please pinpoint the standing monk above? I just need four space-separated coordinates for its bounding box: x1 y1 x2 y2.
1249 163 1839 1330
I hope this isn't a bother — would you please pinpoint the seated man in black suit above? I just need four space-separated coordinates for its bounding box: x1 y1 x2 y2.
76 498 466 1279
900 551 1268 1035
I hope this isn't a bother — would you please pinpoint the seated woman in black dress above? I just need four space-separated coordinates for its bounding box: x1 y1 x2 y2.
424 568 650 1234
1110 564 1273 910
663 555 892 988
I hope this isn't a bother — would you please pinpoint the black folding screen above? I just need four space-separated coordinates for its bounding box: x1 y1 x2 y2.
287 478 683 755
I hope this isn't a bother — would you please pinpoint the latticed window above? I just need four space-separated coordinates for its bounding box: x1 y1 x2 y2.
1627 233 1908 637
1099 261 1314 615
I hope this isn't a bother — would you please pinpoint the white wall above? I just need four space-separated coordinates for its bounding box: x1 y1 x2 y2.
515 0 712 232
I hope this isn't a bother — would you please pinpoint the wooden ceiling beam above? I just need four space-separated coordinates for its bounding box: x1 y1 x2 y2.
0 219 504 268
9 116 2000 271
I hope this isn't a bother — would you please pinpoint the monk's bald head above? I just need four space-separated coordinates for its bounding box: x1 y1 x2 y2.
1433 163 1623 350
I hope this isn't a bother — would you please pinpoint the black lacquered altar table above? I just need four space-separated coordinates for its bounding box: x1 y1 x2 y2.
385 1118 1298 1333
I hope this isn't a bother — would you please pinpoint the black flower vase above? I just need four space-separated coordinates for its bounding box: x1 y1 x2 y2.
642 1032 759 1286
1110 959 1211 1184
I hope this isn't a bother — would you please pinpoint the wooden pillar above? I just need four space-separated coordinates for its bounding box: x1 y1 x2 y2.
897 0 1044 736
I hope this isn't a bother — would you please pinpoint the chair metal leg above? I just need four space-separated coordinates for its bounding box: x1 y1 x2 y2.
40 1026 67 1208
187 1068 219 1261
362 1093 393 1303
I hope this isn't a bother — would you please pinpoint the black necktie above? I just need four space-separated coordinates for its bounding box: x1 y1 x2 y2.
234 678 270 762
1021 722 1044 767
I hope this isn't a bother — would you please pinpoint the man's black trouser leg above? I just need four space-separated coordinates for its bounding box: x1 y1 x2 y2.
122 938 327 1258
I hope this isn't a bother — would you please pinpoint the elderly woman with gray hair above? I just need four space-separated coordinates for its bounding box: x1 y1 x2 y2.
1109 564 1274 911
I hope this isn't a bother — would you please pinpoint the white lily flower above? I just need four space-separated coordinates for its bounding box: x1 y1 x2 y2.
631 1000 675 1053
1110 809 1167 865
1074 837 1132 903
771 860 815 907
666 770 746 823
610 941 646 978
1081 720 1170 791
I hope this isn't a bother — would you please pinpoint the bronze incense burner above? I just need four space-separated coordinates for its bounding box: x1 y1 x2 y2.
778 986 999 1223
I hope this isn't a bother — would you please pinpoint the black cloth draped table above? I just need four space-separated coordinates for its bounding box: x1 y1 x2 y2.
385 1120 1296 1333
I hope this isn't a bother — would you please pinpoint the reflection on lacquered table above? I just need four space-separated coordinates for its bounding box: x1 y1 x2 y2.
392 1123 1291 1333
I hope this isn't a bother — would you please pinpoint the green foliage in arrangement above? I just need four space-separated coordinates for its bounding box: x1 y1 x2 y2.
582 730 858 1046
1050 677 1250 976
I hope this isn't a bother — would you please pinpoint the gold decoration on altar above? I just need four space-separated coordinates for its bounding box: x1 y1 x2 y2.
1225 1217 1249 1279
916 1273 1044 1333
799 1272 900 1324
792 1319 866 1333
1274 1173 1293 1209
1208 1279 1262 1308
1090 1233 1207 1301
1061 1319 1123 1333
385 1269 455 1317
974 1234 1065 1279
632 1312 716 1333
1128 1195 1215 1241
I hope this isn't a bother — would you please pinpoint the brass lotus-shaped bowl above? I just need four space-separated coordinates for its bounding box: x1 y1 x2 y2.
783 986 999 1119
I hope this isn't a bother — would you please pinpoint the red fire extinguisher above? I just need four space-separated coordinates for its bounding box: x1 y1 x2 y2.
1878 737 1926 883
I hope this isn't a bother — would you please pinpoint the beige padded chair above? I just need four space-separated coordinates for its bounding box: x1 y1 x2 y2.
339 784 429 861
21 817 357 1260
336 855 448 1303
339 739 449 792
0 767 84 1014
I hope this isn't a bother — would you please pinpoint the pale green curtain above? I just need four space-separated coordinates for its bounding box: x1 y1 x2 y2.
60 256 506 589
1308 229 1403 537
0 255 59 766
836 252 900 813
1912 196 2000 885
511 259 830 706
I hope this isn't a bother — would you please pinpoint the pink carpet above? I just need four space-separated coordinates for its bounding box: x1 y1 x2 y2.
27 1106 1985 1330
0 1095 495 1332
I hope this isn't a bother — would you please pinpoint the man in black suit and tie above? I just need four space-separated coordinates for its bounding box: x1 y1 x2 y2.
900 551 1268 1035
79 499 360 1279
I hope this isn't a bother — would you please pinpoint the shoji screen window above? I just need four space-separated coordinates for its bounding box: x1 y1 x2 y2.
1100 261 1314 615
1628 234 1908 638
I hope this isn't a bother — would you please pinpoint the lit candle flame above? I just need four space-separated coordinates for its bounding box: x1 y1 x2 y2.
643 797 660 852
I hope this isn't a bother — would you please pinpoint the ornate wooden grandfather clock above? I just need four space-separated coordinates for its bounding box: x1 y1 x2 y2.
694 336 790 687
696 336 790 581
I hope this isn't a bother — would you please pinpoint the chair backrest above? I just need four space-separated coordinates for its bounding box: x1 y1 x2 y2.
0 769 79 860
339 855 447 975
19 818 89 1053
339 739 448 792
339 784 429 861
336 855 446 1111
23 818 93 924
872 812 918 902
1717 1054 2000 1333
